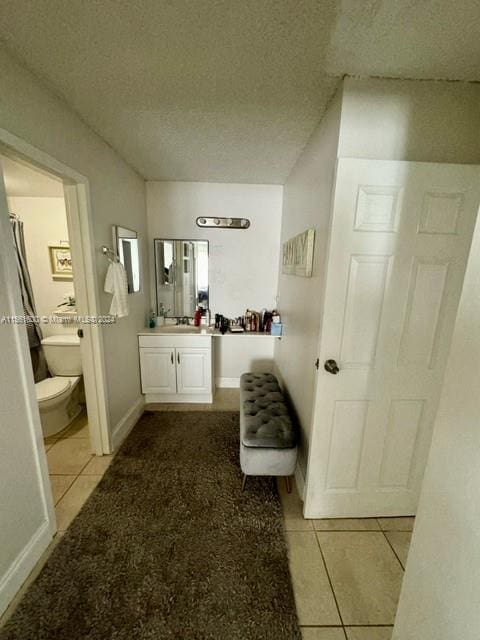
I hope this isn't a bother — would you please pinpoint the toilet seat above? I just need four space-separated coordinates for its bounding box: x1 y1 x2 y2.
36 377 71 403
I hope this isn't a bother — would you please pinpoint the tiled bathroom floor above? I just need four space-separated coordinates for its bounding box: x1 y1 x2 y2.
43 410 113 531
278 478 413 640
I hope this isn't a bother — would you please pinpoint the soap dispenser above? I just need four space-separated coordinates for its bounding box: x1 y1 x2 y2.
148 310 156 329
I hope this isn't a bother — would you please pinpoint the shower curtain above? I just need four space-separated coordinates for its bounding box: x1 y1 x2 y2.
10 213 47 381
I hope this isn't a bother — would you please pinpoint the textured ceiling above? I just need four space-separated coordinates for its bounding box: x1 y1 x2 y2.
0 1 478 184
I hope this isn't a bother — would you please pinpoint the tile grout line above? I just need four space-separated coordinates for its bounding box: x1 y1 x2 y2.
313 531 348 640
48 429 96 512
52 475 77 506
380 528 406 571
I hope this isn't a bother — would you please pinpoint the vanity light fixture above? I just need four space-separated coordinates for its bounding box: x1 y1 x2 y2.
196 216 250 229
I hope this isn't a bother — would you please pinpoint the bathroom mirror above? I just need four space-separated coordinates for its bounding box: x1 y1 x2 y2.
113 225 140 293
154 239 209 317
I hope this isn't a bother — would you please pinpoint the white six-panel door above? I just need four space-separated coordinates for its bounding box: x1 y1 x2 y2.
305 159 480 518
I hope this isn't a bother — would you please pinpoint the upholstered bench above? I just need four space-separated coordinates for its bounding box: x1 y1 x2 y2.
239 372 298 492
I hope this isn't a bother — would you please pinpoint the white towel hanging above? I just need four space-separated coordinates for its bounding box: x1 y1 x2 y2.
104 261 129 317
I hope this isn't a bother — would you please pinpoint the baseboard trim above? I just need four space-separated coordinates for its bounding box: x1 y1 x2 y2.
111 395 145 451
295 464 306 502
145 392 213 404
215 377 240 388
0 520 51 617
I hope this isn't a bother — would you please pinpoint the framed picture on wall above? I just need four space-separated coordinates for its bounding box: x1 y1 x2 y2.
48 243 73 280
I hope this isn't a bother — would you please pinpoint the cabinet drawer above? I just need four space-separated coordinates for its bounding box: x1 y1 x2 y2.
138 334 212 349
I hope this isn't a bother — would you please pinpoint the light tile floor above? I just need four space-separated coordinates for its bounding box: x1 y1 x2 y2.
278 478 414 640
44 410 113 531
3 390 413 639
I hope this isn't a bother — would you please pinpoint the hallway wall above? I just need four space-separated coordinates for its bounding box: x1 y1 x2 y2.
340 76 480 163
146 181 283 319
0 44 150 430
0 44 149 615
274 87 343 479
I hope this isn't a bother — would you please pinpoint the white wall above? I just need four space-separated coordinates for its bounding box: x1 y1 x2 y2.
0 45 149 615
146 181 283 319
340 77 480 163
0 45 150 429
393 206 480 640
213 335 277 387
274 87 343 476
7 196 75 337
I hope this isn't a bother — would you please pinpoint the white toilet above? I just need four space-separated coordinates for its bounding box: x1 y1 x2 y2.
36 334 83 438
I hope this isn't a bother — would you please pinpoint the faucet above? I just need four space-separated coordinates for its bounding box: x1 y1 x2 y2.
176 316 190 325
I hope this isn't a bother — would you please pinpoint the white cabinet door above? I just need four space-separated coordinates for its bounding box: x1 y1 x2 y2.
176 348 211 395
306 159 480 518
139 348 176 394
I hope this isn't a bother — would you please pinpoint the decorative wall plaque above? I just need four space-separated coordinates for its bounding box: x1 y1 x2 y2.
282 228 315 277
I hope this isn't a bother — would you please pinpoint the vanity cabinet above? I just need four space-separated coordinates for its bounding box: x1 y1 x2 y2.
175 348 211 395
139 347 177 395
138 334 213 403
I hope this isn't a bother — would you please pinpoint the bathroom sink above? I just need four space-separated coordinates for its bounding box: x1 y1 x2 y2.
53 307 77 318
156 325 202 334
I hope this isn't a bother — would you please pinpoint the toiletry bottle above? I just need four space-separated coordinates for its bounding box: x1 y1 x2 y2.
149 310 156 329
245 309 252 332
194 307 202 327
204 308 211 327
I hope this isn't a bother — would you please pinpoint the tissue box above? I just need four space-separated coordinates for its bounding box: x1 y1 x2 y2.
270 323 283 336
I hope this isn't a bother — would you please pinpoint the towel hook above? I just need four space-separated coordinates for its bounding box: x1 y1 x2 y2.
101 245 119 262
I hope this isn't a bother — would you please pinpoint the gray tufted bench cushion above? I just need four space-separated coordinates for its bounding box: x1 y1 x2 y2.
240 373 296 448
239 373 298 484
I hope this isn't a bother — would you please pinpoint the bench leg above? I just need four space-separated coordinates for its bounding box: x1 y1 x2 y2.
242 474 248 491
285 475 292 494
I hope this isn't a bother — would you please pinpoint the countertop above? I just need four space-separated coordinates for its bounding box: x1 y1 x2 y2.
137 326 278 338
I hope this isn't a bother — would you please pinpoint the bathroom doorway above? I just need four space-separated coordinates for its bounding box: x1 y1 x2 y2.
0 131 111 537
0 153 97 509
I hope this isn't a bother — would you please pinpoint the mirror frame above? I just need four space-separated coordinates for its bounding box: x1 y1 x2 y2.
112 225 140 293
154 238 209 318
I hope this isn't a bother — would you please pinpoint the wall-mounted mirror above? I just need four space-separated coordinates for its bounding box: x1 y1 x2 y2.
154 239 209 317
113 226 140 293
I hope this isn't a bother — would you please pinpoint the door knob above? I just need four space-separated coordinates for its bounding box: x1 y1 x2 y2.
324 359 339 375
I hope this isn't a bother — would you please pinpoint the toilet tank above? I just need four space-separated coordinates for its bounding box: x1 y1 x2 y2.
41 334 83 376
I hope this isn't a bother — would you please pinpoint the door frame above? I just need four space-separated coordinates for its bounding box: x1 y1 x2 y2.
0 127 111 457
